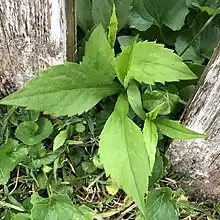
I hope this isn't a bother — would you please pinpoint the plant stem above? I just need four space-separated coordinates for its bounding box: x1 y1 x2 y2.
180 9 220 57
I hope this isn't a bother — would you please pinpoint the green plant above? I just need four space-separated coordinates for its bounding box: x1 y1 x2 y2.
0 6 207 218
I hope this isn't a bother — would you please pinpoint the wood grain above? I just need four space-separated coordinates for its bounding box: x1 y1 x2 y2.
0 0 67 96
167 42 220 200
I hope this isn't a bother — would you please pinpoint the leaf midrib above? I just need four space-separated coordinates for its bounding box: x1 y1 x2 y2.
3 87 119 101
121 116 143 209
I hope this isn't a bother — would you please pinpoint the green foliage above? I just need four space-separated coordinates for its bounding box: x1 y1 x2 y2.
129 0 189 31
108 4 118 48
0 63 121 116
116 36 137 85
99 94 150 215
175 12 220 63
0 139 27 185
31 194 93 220
143 90 180 115
116 41 197 87
143 119 158 172
77 0 133 31
83 24 116 83
15 118 53 145
187 0 220 14
92 0 113 29
0 2 215 218
53 130 67 151
118 36 142 49
12 214 31 220
75 123 86 133
179 85 195 102
82 161 97 174
27 142 60 169
149 149 164 188
144 188 178 220
155 118 206 139
76 0 93 32
127 81 146 120
0 21 206 218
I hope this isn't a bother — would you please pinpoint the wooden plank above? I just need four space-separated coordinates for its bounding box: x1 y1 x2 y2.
65 0 77 62
167 42 220 200
0 0 73 96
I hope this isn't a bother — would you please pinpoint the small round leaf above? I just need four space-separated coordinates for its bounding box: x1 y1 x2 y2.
75 123 86 133
15 118 53 145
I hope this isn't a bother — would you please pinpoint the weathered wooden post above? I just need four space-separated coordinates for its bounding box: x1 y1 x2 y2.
167 42 220 200
0 0 76 96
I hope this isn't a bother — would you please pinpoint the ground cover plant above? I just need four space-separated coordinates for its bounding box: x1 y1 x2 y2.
0 0 220 219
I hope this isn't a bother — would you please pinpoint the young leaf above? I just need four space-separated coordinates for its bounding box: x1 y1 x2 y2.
117 41 197 87
146 103 164 120
145 188 178 220
127 81 146 120
155 118 206 140
143 118 158 172
83 25 116 83
99 93 150 215
53 130 67 151
15 118 53 145
0 63 121 116
106 181 119 195
0 139 27 185
92 0 133 30
75 123 86 133
108 4 118 48
143 90 180 115
116 36 138 85
31 194 93 220
129 0 189 31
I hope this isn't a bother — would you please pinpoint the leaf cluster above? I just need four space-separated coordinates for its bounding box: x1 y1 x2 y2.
0 0 217 219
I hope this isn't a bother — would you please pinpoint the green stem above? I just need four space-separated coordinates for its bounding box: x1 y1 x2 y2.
180 9 220 57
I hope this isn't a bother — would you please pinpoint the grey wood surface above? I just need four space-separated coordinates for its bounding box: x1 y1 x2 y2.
167 42 220 200
0 0 68 96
